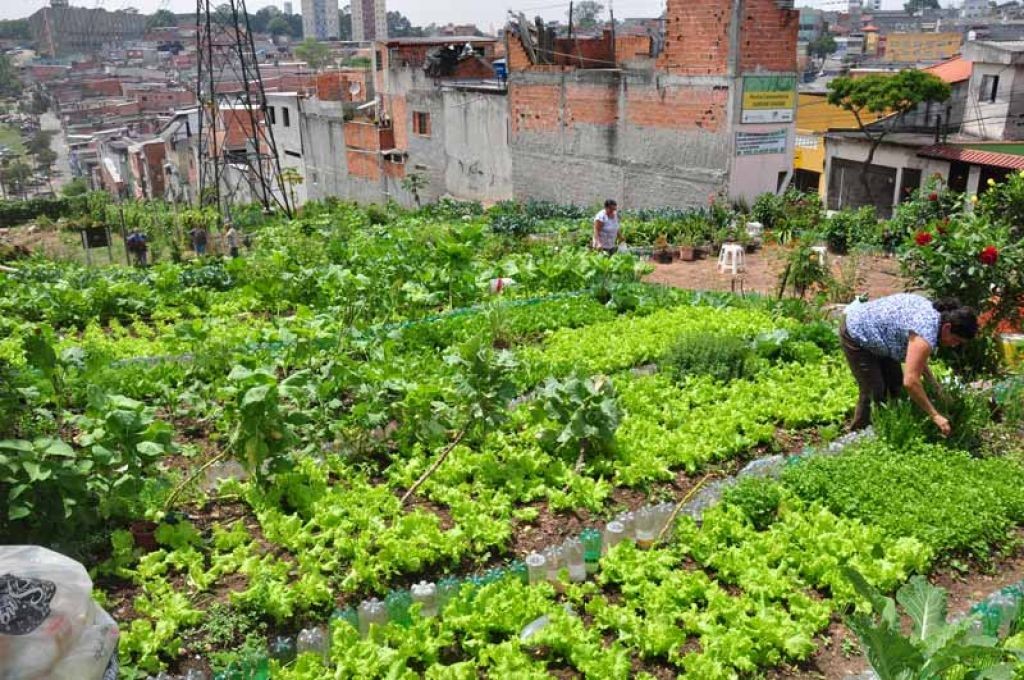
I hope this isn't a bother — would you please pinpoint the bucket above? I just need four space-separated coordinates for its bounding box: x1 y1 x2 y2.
1001 334 1024 370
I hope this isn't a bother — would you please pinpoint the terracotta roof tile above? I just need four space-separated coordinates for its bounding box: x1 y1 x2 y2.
918 144 1024 169
923 57 972 84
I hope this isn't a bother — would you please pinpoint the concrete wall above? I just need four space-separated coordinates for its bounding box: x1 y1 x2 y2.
824 135 951 215
267 93 308 207
442 89 513 203
962 62 1024 141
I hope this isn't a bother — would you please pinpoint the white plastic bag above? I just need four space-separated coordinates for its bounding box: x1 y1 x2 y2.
0 546 119 680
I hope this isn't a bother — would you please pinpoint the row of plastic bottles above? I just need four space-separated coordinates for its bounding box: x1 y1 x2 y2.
147 503 679 678
970 581 1024 637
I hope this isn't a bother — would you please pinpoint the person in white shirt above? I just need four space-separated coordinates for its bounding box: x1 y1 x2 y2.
592 199 622 255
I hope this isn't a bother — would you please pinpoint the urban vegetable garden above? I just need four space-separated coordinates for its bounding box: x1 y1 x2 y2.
1 176 1023 679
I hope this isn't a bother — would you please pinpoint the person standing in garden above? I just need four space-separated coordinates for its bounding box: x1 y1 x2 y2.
592 199 621 255
224 223 241 258
189 224 208 256
840 294 978 434
125 229 148 267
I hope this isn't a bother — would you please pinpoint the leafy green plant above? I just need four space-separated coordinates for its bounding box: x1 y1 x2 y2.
820 206 878 254
665 332 759 383
778 240 830 299
843 568 1014 680
533 373 620 469
722 477 784 531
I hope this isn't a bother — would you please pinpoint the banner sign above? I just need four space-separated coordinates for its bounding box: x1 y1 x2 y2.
741 75 797 123
735 129 788 156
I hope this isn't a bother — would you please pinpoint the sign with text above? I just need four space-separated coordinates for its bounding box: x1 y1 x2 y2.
741 75 797 124
735 129 788 156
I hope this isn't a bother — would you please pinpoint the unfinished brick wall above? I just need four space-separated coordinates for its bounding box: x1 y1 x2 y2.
344 121 382 150
738 0 798 72
510 83 561 133
346 150 380 179
627 86 728 131
566 84 618 126
657 0 731 75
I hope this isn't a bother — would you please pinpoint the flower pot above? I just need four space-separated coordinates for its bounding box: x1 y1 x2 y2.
653 250 674 264
678 246 697 262
130 520 159 552
744 243 757 254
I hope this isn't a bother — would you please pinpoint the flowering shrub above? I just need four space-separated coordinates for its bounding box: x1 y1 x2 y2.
885 179 962 253
900 214 1023 331
977 171 1024 241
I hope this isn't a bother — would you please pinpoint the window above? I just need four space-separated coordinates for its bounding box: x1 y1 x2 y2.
375 50 383 71
412 111 431 137
282 107 291 127
980 74 999 103
267 106 276 125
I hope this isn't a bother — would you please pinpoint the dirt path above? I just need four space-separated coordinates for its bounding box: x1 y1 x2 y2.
644 246 908 299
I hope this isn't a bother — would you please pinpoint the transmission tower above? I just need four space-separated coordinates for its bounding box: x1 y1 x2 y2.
195 0 292 219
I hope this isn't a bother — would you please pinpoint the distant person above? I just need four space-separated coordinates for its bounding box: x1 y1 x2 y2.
592 199 621 255
189 224 208 256
126 229 148 267
224 223 241 258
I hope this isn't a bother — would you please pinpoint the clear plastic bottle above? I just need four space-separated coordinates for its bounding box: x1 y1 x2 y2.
654 502 675 537
509 560 528 585
580 528 602 574
634 506 659 549
358 597 388 636
411 580 439 618
563 538 587 582
616 510 636 539
268 634 297 664
525 551 547 585
603 520 627 552
296 625 329 660
543 545 563 584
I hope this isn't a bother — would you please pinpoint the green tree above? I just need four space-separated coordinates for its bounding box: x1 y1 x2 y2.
0 160 33 198
0 19 30 42
26 131 54 158
808 33 837 59
62 177 89 197
267 16 291 37
252 5 281 33
145 9 178 29
401 173 426 207
827 71 950 206
0 54 22 98
387 11 423 38
293 38 332 71
570 1 605 31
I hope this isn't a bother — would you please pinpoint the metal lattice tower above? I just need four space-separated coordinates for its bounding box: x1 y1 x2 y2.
195 0 292 219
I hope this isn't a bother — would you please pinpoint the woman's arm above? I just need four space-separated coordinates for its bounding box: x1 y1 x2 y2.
593 220 602 248
904 333 950 436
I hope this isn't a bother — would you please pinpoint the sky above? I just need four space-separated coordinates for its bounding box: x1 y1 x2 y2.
0 0 915 26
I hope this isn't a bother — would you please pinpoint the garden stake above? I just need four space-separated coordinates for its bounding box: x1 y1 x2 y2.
656 473 715 545
165 449 230 511
401 428 467 505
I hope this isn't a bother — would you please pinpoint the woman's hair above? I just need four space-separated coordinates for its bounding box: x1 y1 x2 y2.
604 199 617 209
933 297 979 340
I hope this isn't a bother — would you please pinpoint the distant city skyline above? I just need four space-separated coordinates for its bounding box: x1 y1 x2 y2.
1 0 951 27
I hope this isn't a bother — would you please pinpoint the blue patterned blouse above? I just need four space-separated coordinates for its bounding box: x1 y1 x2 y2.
845 293 940 362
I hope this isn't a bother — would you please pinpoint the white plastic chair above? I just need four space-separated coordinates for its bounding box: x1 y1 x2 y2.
811 246 828 267
718 243 745 275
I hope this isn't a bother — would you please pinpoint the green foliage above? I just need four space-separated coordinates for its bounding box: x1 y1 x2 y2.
533 373 620 458
820 206 878 254
293 38 332 71
827 71 952 119
844 568 1015 680
783 439 1024 557
778 240 831 298
665 331 759 383
722 477 784 530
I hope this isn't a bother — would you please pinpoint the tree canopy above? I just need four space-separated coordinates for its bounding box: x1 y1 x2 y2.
0 55 22 99
808 34 837 59
293 38 332 71
571 1 605 31
387 11 424 38
267 16 292 37
145 9 178 30
904 0 940 13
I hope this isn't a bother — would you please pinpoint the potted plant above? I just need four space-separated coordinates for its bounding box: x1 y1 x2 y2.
652 234 675 264
678 234 697 262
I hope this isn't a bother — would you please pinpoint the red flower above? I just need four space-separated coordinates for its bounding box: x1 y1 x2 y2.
979 245 999 265
915 231 933 246
928 192 939 201
936 218 949 235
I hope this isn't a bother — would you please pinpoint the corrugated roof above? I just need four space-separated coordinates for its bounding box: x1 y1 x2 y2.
923 56 972 84
918 144 1024 169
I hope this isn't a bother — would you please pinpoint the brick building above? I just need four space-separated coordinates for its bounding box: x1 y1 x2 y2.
29 4 146 58
505 0 800 208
